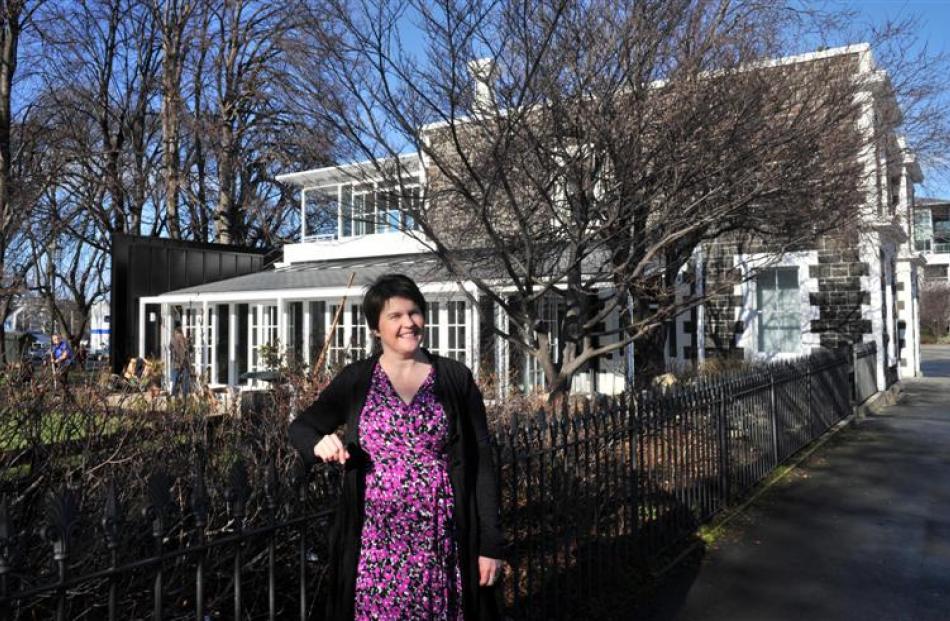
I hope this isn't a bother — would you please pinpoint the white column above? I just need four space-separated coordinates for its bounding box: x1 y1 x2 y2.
469 292 479 370
228 303 237 385
209 302 217 384
495 305 509 398
302 301 312 369
137 299 147 359
912 264 922 375
161 303 172 391
278 297 287 363
862 237 886 389
695 247 706 365
200 301 208 383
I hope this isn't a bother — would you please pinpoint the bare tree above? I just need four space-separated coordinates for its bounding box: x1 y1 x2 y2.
150 0 196 239
189 0 301 246
41 0 163 237
0 0 47 362
920 280 950 341
296 0 948 395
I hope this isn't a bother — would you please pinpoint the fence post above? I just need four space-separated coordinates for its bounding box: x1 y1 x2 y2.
0 495 11 621
102 480 121 621
226 461 250 621
144 471 172 621
717 381 731 505
769 369 780 465
46 487 79 621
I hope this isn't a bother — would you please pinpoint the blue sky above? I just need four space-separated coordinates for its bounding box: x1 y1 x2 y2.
840 0 950 198
395 1 950 199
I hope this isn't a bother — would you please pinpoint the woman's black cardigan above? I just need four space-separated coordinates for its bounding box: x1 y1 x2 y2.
287 351 504 621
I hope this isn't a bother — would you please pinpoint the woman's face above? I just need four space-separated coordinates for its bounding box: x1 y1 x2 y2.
376 296 425 357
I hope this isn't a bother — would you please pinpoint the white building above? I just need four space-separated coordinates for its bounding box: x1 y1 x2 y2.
139 44 924 393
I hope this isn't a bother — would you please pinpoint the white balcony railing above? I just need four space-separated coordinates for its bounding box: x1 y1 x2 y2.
301 233 338 243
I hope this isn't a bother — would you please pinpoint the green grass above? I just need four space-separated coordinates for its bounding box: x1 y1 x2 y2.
0 410 130 452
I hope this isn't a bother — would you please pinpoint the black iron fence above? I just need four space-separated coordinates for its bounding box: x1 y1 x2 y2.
497 347 852 618
0 457 343 621
0 348 860 619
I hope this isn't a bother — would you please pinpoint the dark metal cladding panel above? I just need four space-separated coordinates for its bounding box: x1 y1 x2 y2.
111 234 268 374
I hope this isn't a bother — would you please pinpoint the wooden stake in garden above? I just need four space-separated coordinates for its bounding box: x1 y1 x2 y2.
310 272 357 382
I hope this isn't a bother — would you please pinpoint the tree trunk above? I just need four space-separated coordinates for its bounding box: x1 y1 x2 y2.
0 2 23 364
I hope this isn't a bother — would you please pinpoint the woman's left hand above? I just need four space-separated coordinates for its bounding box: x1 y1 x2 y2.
478 556 504 587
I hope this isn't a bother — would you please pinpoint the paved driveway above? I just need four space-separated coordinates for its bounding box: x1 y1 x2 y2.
641 348 950 621
921 344 950 377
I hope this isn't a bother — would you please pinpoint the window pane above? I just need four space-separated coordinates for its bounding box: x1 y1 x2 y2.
341 185 352 237
426 302 440 350
757 268 800 354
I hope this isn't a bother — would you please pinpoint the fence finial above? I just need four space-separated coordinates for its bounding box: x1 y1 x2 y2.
144 471 173 540
102 478 122 551
45 487 80 563
226 460 250 524
0 494 11 577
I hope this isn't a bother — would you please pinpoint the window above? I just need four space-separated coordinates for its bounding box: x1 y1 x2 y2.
287 302 304 368
215 305 229 384
923 264 948 280
914 208 932 252
351 183 375 236
424 299 468 362
181 306 211 380
349 304 367 360
328 304 347 367
756 268 801 354
250 305 278 372
446 301 466 363
308 301 326 366
426 302 440 350
305 181 422 239
525 297 563 389
327 302 368 367
302 188 338 241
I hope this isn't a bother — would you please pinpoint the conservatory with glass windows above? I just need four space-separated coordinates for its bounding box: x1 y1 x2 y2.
138 157 628 394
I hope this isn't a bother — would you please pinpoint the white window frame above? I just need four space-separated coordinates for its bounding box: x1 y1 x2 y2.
423 297 472 363
326 301 370 367
300 180 422 241
249 303 279 375
181 305 212 382
735 251 820 361
525 296 563 391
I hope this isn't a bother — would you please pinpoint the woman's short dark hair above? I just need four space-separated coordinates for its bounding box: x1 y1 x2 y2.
362 273 427 332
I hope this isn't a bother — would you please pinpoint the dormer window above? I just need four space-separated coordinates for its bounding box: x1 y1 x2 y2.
302 180 421 241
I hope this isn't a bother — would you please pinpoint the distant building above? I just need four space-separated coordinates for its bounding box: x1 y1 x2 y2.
913 197 950 282
90 301 110 352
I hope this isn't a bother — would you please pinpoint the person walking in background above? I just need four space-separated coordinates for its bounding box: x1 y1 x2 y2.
50 334 74 382
288 273 505 621
169 323 192 397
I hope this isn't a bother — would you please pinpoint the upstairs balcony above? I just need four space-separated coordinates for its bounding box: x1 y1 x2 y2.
913 200 950 256
299 181 422 243
276 157 430 264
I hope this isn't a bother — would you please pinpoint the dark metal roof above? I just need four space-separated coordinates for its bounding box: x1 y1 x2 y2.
157 253 456 295
156 245 616 298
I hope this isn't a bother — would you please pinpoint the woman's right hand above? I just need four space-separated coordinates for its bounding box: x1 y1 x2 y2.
314 434 350 464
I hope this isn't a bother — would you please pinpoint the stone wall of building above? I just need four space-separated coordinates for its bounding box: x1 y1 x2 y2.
807 235 872 349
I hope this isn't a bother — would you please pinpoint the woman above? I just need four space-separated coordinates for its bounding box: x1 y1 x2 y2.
288 274 505 620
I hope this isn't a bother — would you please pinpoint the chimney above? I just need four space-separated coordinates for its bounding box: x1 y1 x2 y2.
467 58 497 111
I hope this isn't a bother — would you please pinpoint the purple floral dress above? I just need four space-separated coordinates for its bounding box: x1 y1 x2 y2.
354 363 463 620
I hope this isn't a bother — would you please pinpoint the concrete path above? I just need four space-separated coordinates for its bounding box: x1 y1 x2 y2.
642 346 950 621
921 344 950 378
